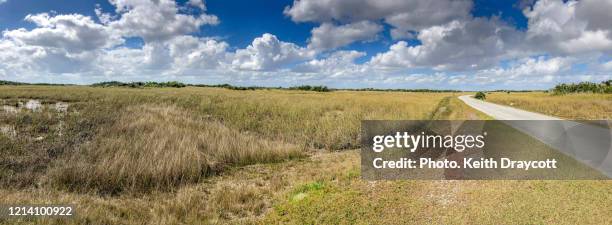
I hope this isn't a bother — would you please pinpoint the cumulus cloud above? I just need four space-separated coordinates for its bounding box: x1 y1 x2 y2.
413 56 574 87
524 0 612 54
599 60 612 71
187 0 206 10
101 0 219 42
288 0 612 78
3 13 121 52
90 35 228 79
231 33 314 71
0 0 227 80
370 18 523 71
0 12 119 78
284 0 471 31
308 21 382 50
167 36 228 70
285 0 473 42
479 56 572 80
293 50 366 76
0 39 100 78
479 56 583 86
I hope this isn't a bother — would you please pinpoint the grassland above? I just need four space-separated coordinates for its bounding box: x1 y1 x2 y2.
486 92 612 120
0 86 610 224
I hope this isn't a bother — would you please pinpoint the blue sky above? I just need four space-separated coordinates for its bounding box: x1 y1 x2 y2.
0 0 610 90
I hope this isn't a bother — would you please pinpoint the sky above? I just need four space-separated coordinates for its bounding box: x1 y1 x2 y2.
0 0 611 90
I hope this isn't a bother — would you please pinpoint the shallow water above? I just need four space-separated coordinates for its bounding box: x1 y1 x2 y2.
1 99 69 113
2 105 19 113
55 102 69 113
25 100 42 112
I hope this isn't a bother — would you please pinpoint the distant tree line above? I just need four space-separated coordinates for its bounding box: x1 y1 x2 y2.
193 83 278 91
3 80 462 93
91 81 186 88
492 90 541 93
288 85 330 92
552 80 612 94
194 84 332 92
0 80 26 85
0 80 71 86
196 84 460 93
342 88 461 93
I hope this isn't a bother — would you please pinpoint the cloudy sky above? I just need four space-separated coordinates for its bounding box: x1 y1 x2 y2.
0 0 611 90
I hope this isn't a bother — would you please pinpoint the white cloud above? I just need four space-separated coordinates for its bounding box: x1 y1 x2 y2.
187 0 206 10
483 56 572 79
96 47 146 78
407 56 575 87
524 0 612 54
383 73 449 84
0 38 99 77
231 33 314 71
89 35 229 78
0 0 225 81
285 0 473 56
0 0 7 5
284 0 471 33
575 0 612 32
167 36 229 74
102 0 219 42
600 60 612 71
3 13 121 52
308 21 382 51
370 18 522 71
0 12 116 77
293 50 366 77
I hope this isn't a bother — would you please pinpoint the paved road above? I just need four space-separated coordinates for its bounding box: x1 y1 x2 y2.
459 95 612 178
458 95 561 120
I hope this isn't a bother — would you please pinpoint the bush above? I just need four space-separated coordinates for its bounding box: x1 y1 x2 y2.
0 80 26 85
552 80 612 94
474 92 486 100
289 85 331 92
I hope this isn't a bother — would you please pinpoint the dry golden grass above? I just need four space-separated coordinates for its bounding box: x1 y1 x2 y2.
3 150 610 225
0 150 359 225
0 86 448 149
486 92 612 119
47 105 302 194
1 86 610 224
0 86 451 195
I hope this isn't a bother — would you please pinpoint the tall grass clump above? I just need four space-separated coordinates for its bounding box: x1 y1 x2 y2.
48 105 303 194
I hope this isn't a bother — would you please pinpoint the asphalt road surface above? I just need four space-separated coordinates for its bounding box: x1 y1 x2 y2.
458 95 561 120
459 95 612 178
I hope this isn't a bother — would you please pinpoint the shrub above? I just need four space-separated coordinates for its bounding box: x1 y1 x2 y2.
290 85 331 92
552 80 612 94
474 92 486 100
0 80 27 85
